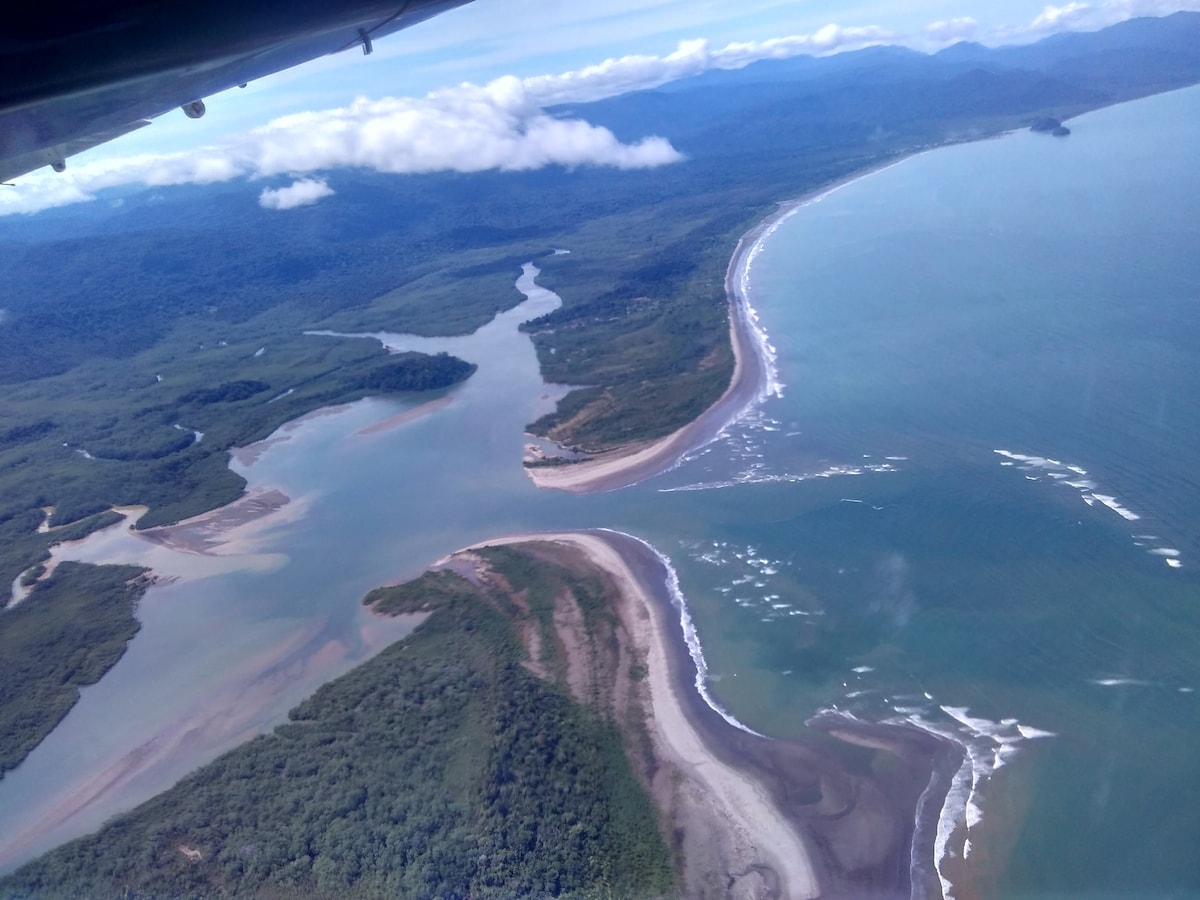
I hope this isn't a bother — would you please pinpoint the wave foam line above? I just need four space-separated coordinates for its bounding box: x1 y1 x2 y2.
728 159 914 413
666 162 920 481
661 462 898 493
599 529 763 737
816 707 956 900
736 246 784 406
701 166 911 446
885 705 1056 900
993 449 1186 566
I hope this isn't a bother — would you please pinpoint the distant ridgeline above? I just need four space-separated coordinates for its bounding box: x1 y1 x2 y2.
0 9 1198 853
0 547 676 899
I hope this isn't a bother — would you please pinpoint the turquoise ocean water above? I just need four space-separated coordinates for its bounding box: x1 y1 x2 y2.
641 85 1200 897
1 86 1197 896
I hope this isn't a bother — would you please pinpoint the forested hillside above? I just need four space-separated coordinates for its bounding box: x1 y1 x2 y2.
0 548 673 899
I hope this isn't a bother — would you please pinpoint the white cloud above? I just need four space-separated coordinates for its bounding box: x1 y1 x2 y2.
3 4 1199 217
258 177 335 209
0 20 903 218
0 178 94 215
522 26 895 105
244 79 682 176
1 74 686 217
1030 2 1095 33
925 17 980 44
1001 0 1200 39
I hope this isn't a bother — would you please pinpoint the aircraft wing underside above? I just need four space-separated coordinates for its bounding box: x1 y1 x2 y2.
1 0 473 183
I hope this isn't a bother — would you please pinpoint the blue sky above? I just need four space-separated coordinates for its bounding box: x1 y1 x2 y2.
4 0 1198 214
151 0 1199 133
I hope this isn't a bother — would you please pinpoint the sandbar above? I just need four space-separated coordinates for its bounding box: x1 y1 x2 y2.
137 488 296 556
355 396 451 436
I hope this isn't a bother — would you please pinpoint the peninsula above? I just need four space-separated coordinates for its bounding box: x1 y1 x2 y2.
1 531 957 898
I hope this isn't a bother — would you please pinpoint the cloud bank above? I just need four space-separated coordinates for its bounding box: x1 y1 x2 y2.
247 80 681 176
0 77 684 216
998 0 1200 39
2 2 1198 216
521 25 895 105
925 17 980 43
258 177 335 209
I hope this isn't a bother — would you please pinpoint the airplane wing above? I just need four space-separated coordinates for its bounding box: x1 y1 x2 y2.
0 0 473 183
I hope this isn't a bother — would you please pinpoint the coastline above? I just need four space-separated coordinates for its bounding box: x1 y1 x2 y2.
471 530 821 898
524 157 917 494
470 529 957 899
7 155 965 889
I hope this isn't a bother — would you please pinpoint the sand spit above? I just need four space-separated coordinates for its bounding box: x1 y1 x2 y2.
471 531 819 899
466 530 952 898
523 214 769 493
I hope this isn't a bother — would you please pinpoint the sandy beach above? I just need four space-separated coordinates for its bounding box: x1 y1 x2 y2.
471 530 821 898
524 207 771 493
464 529 962 898
525 157 929 495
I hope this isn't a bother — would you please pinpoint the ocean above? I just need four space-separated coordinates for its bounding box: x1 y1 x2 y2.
638 84 1200 897
1 85 1197 897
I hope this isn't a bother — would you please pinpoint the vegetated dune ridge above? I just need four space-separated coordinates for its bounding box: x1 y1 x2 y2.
468 530 960 899
523 161 918 495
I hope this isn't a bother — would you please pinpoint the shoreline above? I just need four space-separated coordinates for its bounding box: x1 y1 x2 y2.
524 156 920 494
472 529 957 898
7 505 150 608
471 529 822 898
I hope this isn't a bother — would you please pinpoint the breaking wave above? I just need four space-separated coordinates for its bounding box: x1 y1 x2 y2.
994 450 1183 569
600 530 763 737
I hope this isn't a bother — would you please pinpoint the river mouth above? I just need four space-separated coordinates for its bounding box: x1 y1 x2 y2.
0 263 588 871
